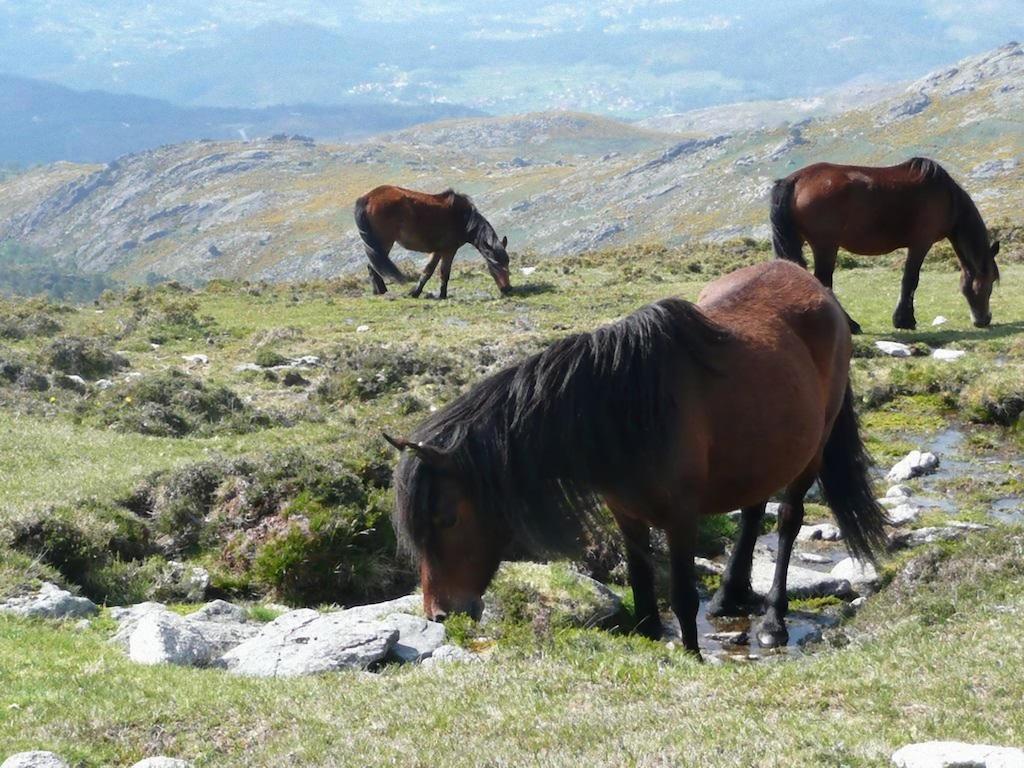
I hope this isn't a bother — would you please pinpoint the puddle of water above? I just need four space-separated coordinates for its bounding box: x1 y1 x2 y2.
991 497 1024 524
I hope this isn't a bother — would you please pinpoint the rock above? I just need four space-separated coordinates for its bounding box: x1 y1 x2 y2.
220 610 397 677
891 741 1024 767
95 378 114 389
131 760 193 768
931 315 947 326
797 523 843 542
694 557 725 577
0 582 98 620
150 561 209 602
887 485 914 499
291 355 321 366
887 451 940 482
795 552 832 565
891 523 987 548
422 644 480 667
341 594 423 621
520 266 537 275
181 354 208 365
188 599 248 624
887 503 921 526
483 562 622 628
751 558 854 599
129 611 214 667
705 630 748 645
932 348 966 361
850 596 867 610
0 752 70 768
830 557 879 590
381 613 446 663
234 363 262 372
356 325 370 333
110 602 169 648
876 340 913 357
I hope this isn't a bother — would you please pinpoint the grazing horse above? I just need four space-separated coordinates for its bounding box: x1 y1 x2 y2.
771 157 1000 331
354 185 512 299
385 261 887 657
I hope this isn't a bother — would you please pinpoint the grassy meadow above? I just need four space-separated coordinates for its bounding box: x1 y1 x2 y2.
1 238 1023 766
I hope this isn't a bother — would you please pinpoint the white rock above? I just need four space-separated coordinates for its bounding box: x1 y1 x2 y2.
887 503 921 526
95 378 114 390
129 611 214 667
220 610 397 678
234 363 262 372
796 552 832 565
0 583 98 620
797 523 843 542
931 315 948 326
892 523 986 548
110 602 169 648
520 266 537 275
892 741 1024 767
850 596 867 609
830 557 879 589
876 340 913 357
181 354 208 365
751 558 854 599
341 594 422 621
422 644 480 667
887 450 940 482
1 752 70 768
188 600 248 624
356 325 370 333
931 348 966 361
152 561 209 602
291 355 321 366
381 613 446 663
694 557 725 576
887 485 914 499
131 759 193 768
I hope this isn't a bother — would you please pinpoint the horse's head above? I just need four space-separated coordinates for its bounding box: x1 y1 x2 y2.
386 433 502 622
960 239 999 328
467 210 512 296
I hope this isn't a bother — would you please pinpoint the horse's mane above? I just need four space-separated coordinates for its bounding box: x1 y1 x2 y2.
392 298 733 559
904 157 997 279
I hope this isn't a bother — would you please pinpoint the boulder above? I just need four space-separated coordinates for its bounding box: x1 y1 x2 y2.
150 561 209 602
892 523 988 549
1 753 69 768
0 583 98 620
381 613 447 663
188 599 248 624
131 760 193 768
830 557 879 590
888 451 940 482
129 611 214 667
220 610 397 678
891 741 1024 767
110 602 169 649
340 594 422 621
887 503 921 526
422 644 480 667
797 523 843 542
751 558 854 599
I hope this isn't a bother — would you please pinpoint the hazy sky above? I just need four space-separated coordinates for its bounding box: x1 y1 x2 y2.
0 1 1021 115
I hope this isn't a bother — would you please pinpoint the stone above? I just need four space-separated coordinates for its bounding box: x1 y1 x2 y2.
341 594 423 621
887 485 914 499
220 610 397 677
0 582 98 620
110 602 169 648
891 523 986 548
795 552 832 565
151 561 209 602
520 266 537 275
887 503 921 526
382 613 447 663
234 363 262 372
887 451 940 482
422 644 480 667
830 557 879 590
850 596 867 609
705 630 748 645
181 354 208 365
797 523 843 542
751 558 854 599
292 355 321 366
356 325 370 333
95 378 114 389
891 741 1024 767
188 599 248 624
0 752 70 768
131 760 193 768
932 348 966 362
129 611 214 667
876 340 913 357
931 315 948 326
694 557 725 577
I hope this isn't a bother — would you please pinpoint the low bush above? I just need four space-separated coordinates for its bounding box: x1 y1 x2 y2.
45 336 127 380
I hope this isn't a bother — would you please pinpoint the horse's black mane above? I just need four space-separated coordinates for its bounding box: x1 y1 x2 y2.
392 298 732 559
904 157 998 278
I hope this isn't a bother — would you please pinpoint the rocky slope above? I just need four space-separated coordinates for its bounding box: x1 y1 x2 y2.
0 44 1021 284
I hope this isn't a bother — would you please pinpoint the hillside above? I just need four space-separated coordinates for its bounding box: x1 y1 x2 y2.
0 43 1021 285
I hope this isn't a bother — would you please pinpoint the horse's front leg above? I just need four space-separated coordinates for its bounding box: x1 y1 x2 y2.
893 245 929 330
756 479 811 648
708 503 765 617
408 252 441 298
612 512 663 639
666 516 701 659
367 265 387 295
437 251 456 300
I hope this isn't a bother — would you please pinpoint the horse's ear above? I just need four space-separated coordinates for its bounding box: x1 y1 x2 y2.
382 432 453 469
382 432 411 452
991 240 1000 258
501 236 508 248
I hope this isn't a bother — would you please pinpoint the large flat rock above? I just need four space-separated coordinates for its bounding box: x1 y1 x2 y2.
0 583 97 620
892 741 1024 767
1 753 69 768
751 558 854 599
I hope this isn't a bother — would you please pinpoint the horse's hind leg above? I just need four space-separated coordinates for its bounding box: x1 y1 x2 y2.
707 502 766 617
612 513 663 639
812 244 861 334
756 472 815 648
367 266 387 295
892 245 929 330
409 252 441 298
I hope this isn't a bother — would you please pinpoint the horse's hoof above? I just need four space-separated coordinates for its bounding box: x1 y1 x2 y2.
756 619 789 648
407 290 421 299
707 590 763 618
848 318 863 335
891 310 916 330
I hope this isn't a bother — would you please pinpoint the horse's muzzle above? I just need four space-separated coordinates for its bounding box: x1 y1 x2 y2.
973 314 992 328
430 598 484 623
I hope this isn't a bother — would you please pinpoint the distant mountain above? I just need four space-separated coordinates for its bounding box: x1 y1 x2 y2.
0 44 1021 286
0 74 484 165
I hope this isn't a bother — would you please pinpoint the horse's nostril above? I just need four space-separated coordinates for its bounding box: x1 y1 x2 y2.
432 609 448 623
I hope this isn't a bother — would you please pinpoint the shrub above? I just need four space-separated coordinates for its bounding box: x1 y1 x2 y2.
45 336 127 379
315 343 461 403
254 348 288 368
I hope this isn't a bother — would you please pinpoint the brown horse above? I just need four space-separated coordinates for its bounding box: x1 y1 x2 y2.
771 157 1000 331
354 185 512 299
385 261 887 657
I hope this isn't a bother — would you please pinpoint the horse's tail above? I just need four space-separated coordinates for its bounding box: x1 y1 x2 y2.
354 195 407 283
770 177 805 267
818 384 889 563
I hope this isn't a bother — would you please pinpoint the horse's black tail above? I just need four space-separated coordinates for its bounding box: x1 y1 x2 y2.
354 195 407 283
770 177 805 267
818 384 889 563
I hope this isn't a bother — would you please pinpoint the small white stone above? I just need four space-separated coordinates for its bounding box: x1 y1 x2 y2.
886 503 921 526
931 315 947 326
181 354 208 365
520 266 537 275
886 485 914 499
797 523 843 542
875 340 913 357
1 752 70 768
887 450 940 482
892 740 1024 767
356 325 370 333
796 552 832 565
932 348 966 361
830 557 879 589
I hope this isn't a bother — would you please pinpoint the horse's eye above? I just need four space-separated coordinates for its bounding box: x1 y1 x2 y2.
433 507 457 529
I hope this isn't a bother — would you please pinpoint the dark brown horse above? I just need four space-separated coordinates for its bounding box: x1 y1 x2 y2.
771 157 1000 331
385 261 887 657
354 185 512 299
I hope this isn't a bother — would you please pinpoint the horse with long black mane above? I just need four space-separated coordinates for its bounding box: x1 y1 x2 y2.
771 157 1000 331
354 185 512 299
385 260 888 657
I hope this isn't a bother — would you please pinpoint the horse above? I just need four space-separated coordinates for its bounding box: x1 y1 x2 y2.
354 185 512 299
384 260 888 658
770 157 1000 331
